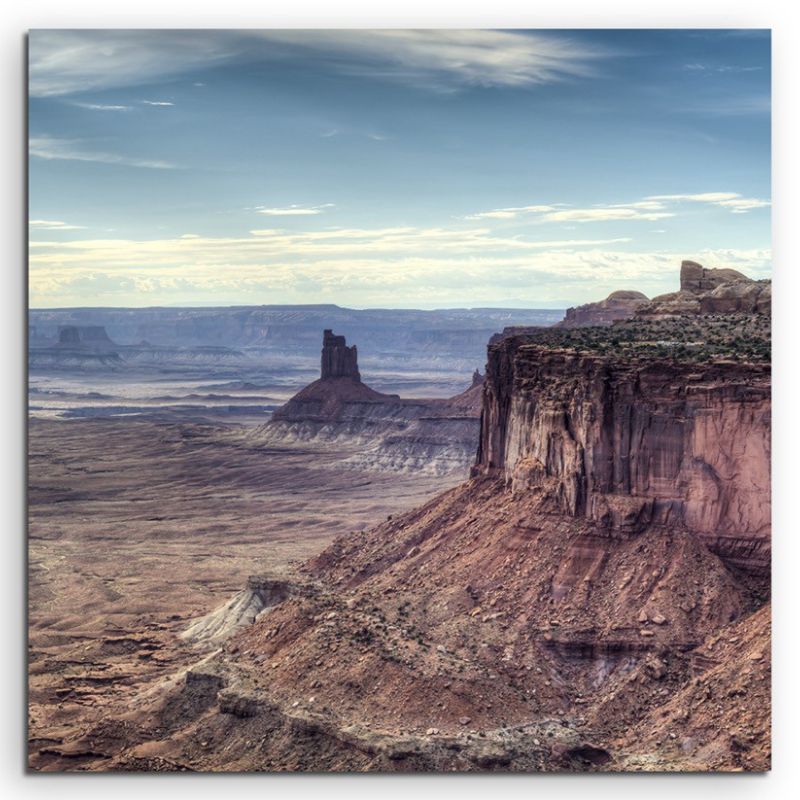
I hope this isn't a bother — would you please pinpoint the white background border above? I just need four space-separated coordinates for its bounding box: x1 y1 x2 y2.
3 2 797 798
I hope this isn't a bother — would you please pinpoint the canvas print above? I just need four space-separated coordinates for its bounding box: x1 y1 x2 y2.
27 29 771 772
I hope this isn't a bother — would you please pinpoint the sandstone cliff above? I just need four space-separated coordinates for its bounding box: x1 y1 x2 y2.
475 336 770 573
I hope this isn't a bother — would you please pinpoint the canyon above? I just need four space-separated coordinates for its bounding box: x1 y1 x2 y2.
27 260 771 772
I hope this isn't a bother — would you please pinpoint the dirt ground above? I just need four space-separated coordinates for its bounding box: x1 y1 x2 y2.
27 417 453 766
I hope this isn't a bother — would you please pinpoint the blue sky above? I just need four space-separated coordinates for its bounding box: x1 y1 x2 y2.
28 29 771 308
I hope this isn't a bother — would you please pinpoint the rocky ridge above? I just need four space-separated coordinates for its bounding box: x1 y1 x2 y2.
636 260 770 317
557 290 650 328
29 305 563 377
554 260 770 329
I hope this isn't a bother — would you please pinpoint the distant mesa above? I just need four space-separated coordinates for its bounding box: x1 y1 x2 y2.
30 323 244 370
28 324 122 368
29 306 564 375
58 325 115 346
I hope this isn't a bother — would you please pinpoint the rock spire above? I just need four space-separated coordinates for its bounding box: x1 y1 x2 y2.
320 330 360 380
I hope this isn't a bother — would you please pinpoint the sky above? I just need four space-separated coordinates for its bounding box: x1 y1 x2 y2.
28 29 771 309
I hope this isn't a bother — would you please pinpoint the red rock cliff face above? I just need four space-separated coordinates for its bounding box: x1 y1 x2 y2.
476 336 771 573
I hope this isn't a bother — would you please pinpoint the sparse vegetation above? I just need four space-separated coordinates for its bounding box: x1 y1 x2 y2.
507 314 770 365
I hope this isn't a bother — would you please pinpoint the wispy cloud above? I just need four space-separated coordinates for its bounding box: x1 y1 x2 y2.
684 63 763 73
466 205 560 220
677 94 771 116
29 29 610 97
73 102 130 111
29 30 243 97
468 200 672 223
260 30 611 91
29 136 176 169
28 224 770 307
28 227 634 271
255 204 335 217
542 207 673 223
141 100 174 106
469 191 769 222
647 192 770 214
29 219 86 230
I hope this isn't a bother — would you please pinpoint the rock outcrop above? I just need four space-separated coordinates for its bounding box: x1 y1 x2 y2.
475 337 770 573
636 260 770 317
270 331 398 422
181 575 310 647
557 290 649 328
256 331 482 476
321 329 360 380
678 260 750 293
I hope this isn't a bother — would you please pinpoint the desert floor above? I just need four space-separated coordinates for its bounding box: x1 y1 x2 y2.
28 416 453 768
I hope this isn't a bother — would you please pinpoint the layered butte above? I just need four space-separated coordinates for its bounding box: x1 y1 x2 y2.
254 330 482 476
